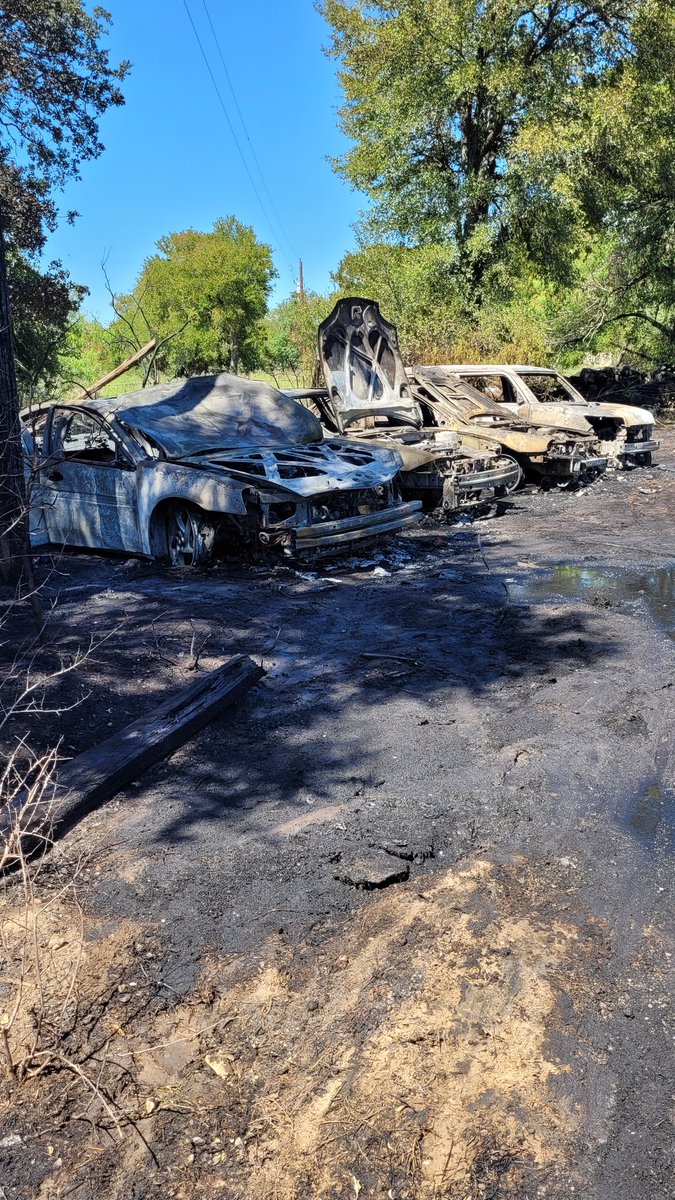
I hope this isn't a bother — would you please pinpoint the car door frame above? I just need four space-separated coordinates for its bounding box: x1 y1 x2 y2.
38 406 144 554
456 370 522 416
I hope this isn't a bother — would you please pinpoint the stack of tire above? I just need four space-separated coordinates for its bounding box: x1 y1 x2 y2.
567 365 675 415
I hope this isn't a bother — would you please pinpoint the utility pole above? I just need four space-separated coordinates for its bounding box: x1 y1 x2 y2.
298 258 305 302
0 209 28 585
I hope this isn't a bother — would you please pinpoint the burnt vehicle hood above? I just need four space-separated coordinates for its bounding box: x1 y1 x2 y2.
98 372 403 496
528 399 654 430
412 367 593 443
318 298 422 430
91 372 403 497
168 438 405 499
102 372 322 456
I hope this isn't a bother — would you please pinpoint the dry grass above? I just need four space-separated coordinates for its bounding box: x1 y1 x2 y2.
22 856 588 1199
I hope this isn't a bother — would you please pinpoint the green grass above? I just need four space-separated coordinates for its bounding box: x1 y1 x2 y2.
65 365 314 403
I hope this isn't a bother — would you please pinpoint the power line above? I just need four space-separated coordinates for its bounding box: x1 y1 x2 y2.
180 0 296 277
200 0 300 269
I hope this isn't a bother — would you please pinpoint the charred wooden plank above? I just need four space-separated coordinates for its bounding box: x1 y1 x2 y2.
4 655 264 859
54 654 263 832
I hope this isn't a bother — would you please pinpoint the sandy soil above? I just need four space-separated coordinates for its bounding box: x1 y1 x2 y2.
0 427 674 1199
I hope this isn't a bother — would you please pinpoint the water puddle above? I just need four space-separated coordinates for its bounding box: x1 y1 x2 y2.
625 780 675 851
508 564 675 640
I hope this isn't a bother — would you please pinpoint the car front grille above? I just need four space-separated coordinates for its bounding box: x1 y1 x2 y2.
309 486 392 523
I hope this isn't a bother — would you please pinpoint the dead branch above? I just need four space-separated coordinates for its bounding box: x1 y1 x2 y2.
141 319 191 388
79 339 157 400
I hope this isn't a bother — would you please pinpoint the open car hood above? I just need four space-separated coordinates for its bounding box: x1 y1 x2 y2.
100 372 323 458
318 299 421 430
412 366 533 426
411 367 592 442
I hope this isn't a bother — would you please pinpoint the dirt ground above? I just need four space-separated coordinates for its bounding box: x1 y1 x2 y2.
1 428 674 1199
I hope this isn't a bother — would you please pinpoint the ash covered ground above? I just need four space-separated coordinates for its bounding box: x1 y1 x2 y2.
1 429 674 1200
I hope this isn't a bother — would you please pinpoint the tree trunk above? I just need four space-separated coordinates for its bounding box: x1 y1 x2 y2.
0 212 27 585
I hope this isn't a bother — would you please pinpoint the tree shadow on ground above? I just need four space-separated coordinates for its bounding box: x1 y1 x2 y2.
0 528 622 849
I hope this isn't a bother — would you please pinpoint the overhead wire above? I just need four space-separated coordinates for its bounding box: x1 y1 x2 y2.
200 0 300 269
180 0 296 278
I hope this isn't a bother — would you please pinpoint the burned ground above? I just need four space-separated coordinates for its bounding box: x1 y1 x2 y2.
0 430 674 1198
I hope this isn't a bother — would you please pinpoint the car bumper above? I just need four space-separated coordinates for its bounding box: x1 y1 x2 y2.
622 439 660 458
579 455 609 472
454 460 522 496
545 453 608 477
290 501 423 550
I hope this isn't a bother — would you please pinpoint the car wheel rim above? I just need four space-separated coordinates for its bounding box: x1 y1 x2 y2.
169 508 197 566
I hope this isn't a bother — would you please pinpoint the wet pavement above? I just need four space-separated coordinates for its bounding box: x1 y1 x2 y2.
626 779 675 850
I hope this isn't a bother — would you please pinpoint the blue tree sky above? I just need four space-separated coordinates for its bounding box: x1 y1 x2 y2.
44 0 360 320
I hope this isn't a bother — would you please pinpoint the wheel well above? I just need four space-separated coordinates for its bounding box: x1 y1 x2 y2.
148 498 253 559
147 499 205 558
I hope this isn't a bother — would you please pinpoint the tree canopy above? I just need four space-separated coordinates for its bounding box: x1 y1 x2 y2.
323 0 672 288
0 0 129 252
321 0 675 364
8 252 86 403
0 0 129 401
108 218 277 379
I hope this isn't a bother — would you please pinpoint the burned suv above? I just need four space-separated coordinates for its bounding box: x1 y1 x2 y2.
409 366 608 486
23 373 422 565
446 365 659 467
288 299 522 515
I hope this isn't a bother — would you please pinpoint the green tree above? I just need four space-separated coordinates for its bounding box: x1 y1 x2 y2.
552 1 675 362
321 0 657 291
8 251 86 405
334 240 552 364
0 2 129 251
0 0 128 581
57 315 121 398
112 218 277 379
262 291 334 386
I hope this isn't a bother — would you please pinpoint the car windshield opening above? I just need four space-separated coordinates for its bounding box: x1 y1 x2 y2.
521 374 579 403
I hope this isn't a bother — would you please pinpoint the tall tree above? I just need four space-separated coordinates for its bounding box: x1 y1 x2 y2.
321 0 644 290
262 291 334 387
8 251 86 404
554 1 675 360
0 1 128 582
110 218 276 380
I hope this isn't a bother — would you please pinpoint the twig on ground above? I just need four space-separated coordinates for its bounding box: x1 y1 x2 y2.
359 652 447 675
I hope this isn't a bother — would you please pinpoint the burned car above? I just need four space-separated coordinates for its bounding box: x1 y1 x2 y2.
408 366 608 486
22 373 423 565
446 365 659 467
288 299 522 515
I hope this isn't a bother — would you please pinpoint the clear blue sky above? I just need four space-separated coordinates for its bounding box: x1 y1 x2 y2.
43 0 362 322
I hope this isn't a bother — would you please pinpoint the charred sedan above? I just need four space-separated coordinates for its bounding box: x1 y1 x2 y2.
23 374 422 565
288 299 522 515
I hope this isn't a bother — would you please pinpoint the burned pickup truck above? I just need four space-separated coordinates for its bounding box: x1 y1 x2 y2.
446 365 659 467
23 373 422 565
288 299 522 515
408 366 608 486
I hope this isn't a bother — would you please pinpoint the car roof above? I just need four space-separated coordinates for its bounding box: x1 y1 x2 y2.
442 365 558 375
25 373 323 458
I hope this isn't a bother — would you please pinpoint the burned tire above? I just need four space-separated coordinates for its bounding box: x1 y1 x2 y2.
165 503 216 568
636 451 653 467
